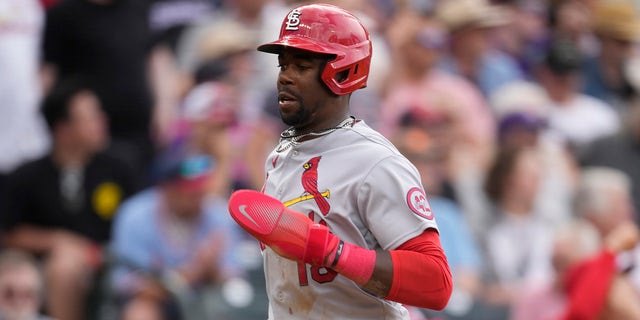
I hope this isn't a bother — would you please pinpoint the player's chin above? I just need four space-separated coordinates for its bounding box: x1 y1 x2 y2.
279 103 301 122
278 99 299 114
280 109 308 127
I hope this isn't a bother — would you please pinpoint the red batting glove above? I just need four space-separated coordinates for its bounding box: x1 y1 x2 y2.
228 189 338 265
228 190 375 284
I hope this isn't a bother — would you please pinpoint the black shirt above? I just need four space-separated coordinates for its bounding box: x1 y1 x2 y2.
42 0 154 139
2 153 137 244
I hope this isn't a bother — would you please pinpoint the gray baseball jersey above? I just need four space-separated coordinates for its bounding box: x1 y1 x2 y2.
261 120 438 320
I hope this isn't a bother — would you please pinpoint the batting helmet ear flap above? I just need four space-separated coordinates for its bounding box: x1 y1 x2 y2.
321 40 371 94
316 58 343 96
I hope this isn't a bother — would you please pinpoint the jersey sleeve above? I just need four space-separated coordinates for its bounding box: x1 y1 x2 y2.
356 155 438 250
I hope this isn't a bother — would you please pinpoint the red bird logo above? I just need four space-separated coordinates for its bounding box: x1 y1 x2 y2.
301 156 330 215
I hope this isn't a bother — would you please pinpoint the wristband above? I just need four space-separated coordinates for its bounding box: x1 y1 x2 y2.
329 240 344 268
330 241 376 286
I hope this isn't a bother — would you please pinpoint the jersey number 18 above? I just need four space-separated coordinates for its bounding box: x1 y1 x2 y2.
298 212 338 286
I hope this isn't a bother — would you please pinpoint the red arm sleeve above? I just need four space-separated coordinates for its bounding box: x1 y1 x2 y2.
560 250 617 320
385 229 453 310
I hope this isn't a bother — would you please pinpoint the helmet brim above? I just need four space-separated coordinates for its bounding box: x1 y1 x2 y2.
257 37 339 56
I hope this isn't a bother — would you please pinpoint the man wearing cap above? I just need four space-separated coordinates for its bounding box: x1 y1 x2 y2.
435 0 525 97
582 0 640 109
1 77 137 320
536 39 620 154
109 143 242 320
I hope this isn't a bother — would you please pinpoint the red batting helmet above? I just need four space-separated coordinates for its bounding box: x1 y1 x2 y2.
258 4 372 95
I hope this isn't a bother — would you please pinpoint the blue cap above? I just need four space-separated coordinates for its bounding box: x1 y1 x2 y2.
151 139 215 185
498 112 546 137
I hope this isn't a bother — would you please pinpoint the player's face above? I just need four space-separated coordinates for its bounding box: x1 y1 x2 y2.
276 48 334 131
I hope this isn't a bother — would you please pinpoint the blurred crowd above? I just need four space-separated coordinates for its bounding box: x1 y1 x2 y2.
1 0 640 319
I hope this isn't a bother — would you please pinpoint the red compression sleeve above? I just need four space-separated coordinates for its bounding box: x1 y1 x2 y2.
560 250 617 320
385 229 453 310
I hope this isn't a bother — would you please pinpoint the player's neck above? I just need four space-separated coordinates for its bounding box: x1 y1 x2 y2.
287 116 354 138
277 116 355 152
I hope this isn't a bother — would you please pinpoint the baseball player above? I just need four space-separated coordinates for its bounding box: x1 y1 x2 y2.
228 4 452 319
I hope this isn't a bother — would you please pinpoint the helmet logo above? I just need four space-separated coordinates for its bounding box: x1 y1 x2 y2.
285 8 302 31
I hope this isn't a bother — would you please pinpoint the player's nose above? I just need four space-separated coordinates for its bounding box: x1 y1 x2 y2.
278 67 294 86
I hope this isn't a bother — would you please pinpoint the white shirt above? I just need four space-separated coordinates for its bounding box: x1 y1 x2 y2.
0 0 49 173
547 94 619 150
486 212 554 286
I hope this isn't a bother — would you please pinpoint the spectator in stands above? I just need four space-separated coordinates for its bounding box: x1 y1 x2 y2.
435 0 525 97
492 1 548 77
511 167 640 320
0 78 137 320
581 0 640 110
174 81 236 196
582 71 640 221
144 0 223 147
511 222 640 320
41 0 167 183
380 11 495 168
176 17 281 192
482 146 555 308
109 141 243 320
379 14 497 242
0 0 50 214
0 250 55 320
174 17 257 101
489 75 582 229
496 111 578 228
148 0 219 55
573 167 640 293
546 0 595 54
535 38 620 156
216 0 291 96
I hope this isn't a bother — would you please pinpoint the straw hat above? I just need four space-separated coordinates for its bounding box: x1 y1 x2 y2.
435 0 511 32
177 17 256 73
197 19 256 61
489 80 551 118
592 0 640 41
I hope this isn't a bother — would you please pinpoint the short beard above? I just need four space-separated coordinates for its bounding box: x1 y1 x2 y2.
280 102 311 128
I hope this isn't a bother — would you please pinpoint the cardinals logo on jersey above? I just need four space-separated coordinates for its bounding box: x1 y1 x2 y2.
282 156 331 215
301 156 331 215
